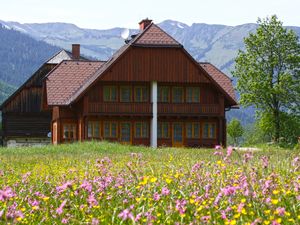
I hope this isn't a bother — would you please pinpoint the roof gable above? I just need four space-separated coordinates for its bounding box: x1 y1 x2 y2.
46 61 104 105
132 23 181 47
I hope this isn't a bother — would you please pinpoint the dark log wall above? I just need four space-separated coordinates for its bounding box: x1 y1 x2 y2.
3 113 51 137
2 64 55 138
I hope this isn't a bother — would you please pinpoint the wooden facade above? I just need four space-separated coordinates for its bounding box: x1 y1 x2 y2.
49 45 232 147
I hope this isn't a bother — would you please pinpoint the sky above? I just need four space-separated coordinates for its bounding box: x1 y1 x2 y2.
0 0 299 29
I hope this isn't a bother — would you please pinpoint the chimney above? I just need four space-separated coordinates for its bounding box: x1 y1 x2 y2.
139 18 152 31
72 44 80 60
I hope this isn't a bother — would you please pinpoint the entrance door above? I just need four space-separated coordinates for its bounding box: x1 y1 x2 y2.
120 122 131 144
172 123 184 147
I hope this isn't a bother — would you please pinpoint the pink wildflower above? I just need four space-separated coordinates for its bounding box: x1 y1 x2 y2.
276 207 286 216
153 192 160 201
214 151 223 156
215 145 222 150
220 210 227 219
0 187 15 201
201 215 211 223
161 187 170 196
175 199 187 215
87 193 98 207
135 213 142 222
118 209 134 221
56 200 67 215
261 156 269 168
221 186 238 196
61 218 69 224
80 180 93 192
56 181 73 194
226 146 233 157
92 218 99 225
243 152 253 163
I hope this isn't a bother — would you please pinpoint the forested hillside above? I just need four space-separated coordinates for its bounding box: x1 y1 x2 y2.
0 24 59 102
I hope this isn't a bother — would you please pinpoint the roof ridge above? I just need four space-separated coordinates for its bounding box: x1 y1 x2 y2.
132 23 181 47
131 22 155 44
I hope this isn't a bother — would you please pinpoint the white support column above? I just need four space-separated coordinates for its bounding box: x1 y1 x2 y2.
150 81 158 148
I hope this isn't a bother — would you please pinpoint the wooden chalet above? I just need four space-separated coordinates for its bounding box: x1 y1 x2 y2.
43 19 238 148
0 45 86 147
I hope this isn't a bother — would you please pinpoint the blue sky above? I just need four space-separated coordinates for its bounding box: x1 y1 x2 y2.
1 0 299 29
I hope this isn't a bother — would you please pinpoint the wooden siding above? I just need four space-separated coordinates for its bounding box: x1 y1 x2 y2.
100 47 210 83
2 64 55 113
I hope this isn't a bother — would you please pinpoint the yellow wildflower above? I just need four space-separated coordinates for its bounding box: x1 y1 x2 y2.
165 178 172 184
150 177 157 183
42 197 49 201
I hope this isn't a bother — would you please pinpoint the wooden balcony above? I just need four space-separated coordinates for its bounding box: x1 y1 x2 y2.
87 102 220 116
87 102 152 115
158 103 220 115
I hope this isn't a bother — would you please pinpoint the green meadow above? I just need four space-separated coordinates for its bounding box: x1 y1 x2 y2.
0 142 299 224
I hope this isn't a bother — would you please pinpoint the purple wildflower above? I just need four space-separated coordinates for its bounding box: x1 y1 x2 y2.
118 209 134 221
56 200 67 215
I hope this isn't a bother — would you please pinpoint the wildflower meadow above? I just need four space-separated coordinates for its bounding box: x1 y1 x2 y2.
0 142 300 224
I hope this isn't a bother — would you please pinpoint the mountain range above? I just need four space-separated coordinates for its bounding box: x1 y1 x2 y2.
0 19 299 124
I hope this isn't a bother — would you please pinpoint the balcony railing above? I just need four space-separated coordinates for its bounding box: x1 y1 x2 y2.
158 103 220 115
88 102 152 115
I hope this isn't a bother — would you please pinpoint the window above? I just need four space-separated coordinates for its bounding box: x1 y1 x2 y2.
186 122 200 138
158 86 170 103
87 121 100 139
135 122 149 138
135 86 148 102
158 122 170 138
103 86 117 102
172 87 184 103
120 86 132 102
202 123 216 139
186 87 200 103
104 122 118 138
63 124 77 141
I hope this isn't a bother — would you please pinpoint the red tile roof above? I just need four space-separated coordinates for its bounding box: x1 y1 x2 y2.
46 61 104 105
133 23 181 46
199 62 237 105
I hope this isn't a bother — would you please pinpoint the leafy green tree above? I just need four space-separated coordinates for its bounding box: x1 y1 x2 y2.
233 15 300 142
227 118 244 145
